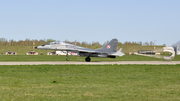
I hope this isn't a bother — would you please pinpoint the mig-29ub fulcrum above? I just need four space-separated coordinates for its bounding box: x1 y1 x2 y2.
35 38 125 62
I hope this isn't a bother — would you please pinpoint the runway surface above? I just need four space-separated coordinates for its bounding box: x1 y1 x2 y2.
0 61 180 65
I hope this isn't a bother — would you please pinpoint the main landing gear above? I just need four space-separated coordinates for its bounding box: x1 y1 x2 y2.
85 57 91 62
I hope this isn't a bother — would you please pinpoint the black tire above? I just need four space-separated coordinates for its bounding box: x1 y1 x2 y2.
85 57 91 62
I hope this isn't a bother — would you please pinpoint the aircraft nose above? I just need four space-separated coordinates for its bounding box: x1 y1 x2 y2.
35 47 37 49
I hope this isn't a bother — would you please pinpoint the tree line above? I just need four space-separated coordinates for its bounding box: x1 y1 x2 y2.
0 38 164 47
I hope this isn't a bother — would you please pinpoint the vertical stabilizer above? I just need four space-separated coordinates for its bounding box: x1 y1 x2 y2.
96 38 118 53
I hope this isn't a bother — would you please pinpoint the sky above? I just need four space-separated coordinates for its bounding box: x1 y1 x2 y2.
0 0 180 46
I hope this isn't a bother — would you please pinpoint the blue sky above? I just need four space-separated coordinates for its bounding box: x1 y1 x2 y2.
0 0 180 46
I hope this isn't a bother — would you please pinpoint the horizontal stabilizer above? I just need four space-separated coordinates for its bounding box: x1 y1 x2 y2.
109 48 125 56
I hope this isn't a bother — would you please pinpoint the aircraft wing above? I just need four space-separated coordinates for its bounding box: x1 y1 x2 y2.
52 48 101 53
78 49 101 53
66 47 100 53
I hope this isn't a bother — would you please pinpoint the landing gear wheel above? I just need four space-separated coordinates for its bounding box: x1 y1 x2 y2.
85 57 91 62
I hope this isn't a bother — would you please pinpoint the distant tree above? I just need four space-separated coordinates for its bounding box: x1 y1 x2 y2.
25 39 30 46
9 39 15 46
103 41 109 46
47 39 56 43
92 41 100 46
0 38 6 46
75 41 81 46
17 40 24 46
150 41 153 46
81 41 89 46
118 42 123 46
143 42 149 46
39 40 46 45
139 41 142 46
131 42 133 45
123 41 128 45
123 41 132 46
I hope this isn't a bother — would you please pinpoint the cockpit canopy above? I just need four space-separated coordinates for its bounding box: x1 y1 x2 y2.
46 41 64 45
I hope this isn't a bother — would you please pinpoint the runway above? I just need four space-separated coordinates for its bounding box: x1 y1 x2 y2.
0 61 180 65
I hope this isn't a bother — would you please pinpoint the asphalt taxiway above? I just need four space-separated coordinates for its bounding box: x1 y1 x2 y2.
0 61 180 65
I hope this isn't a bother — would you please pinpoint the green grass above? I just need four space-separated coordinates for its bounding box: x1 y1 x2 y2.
0 54 180 61
0 65 180 101
0 54 168 61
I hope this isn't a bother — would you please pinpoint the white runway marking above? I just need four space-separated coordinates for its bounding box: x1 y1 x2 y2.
0 61 180 65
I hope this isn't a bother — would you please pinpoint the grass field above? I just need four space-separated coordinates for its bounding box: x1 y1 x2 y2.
0 54 164 61
0 65 180 101
0 54 180 61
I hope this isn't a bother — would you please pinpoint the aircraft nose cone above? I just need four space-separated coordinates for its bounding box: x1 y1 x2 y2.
35 47 37 49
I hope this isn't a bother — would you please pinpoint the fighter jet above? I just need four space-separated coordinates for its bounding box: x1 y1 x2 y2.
35 38 125 62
